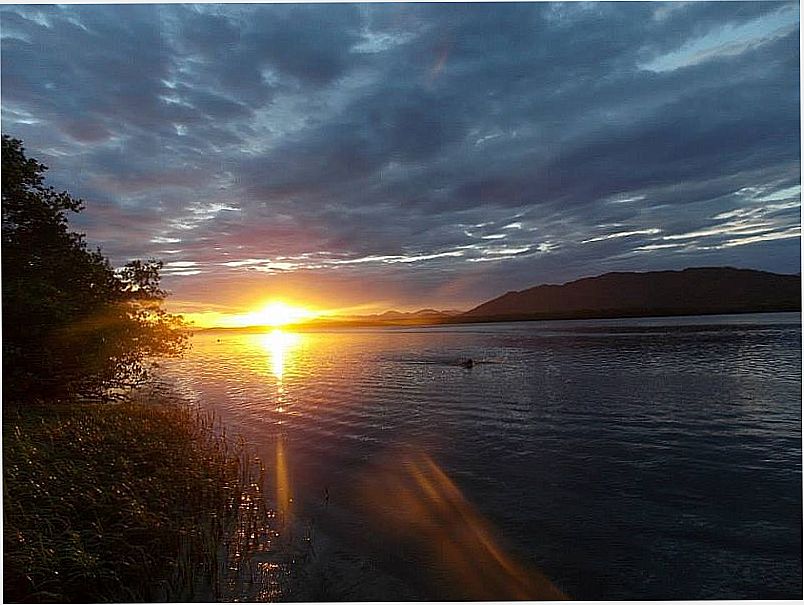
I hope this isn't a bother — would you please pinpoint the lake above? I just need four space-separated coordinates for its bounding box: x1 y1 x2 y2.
160 312 802 600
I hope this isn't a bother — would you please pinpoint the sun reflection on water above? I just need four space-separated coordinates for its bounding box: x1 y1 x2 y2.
255 329 302 535
275 435 292 531
258 329 301 382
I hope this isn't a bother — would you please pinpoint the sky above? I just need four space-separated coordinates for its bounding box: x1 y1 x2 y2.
1 1 800 321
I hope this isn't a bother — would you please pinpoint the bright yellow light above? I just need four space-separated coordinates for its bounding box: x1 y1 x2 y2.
169 300 344 329
258 329 301 380
195 301 318 329
253 302 315 327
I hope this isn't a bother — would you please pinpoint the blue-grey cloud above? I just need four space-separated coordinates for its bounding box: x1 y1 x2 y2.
1 2 799 311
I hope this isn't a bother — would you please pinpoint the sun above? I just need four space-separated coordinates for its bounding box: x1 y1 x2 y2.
180 300 323 329
251 302 316 327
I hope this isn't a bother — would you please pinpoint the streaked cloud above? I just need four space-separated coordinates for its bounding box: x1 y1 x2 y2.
1 2 798 312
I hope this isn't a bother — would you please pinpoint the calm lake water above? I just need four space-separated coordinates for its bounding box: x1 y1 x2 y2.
161 312 802 600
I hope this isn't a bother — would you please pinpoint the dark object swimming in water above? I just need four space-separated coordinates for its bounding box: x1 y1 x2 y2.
460 358 474 368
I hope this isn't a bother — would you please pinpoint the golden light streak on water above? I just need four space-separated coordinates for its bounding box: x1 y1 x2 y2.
255 330 300 536
258 329 301 381
275 435 292 533
357 449 567 600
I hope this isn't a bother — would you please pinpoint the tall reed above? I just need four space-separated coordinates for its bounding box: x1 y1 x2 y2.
3 397 280 602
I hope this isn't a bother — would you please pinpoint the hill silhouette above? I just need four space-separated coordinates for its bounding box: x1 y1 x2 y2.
463 267 801 321
370 308 457 320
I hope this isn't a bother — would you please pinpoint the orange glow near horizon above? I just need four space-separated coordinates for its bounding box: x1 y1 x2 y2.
182 300 323 329
250 301 316 327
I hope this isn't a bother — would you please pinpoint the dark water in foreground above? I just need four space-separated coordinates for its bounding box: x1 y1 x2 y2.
162 313 802 600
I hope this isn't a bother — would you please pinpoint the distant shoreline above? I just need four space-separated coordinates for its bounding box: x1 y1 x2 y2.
187 267 800 333
191 307 801 334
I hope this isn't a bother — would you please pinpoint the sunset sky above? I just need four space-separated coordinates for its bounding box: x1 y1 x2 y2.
1 2 800 324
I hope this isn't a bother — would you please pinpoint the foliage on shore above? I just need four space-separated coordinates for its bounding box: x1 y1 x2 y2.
1 139 287 602
2 135 187 402
3 397 270 603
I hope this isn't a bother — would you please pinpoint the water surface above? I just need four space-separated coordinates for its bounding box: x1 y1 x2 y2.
161 313 802 600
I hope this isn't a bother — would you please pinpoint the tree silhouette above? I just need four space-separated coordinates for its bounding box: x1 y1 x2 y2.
2 135 187 402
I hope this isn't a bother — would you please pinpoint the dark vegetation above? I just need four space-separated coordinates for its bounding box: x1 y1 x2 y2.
3 399 270 602
2 135 186 402
2 137 276 602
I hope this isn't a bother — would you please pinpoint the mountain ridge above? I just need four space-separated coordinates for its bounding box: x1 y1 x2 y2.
463 266 801 320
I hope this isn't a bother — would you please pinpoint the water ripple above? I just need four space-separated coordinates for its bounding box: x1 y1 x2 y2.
159 313 802 600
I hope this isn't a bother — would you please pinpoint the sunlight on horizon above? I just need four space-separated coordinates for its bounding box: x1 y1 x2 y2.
183 301 321 329
252 302 316 327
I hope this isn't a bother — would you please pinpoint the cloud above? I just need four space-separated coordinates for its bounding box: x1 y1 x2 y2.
1 2 799 312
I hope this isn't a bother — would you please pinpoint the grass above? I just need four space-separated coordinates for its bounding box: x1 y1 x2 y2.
3 395 278 602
